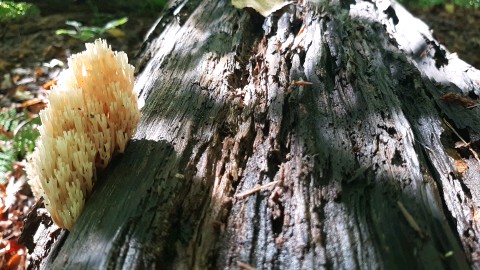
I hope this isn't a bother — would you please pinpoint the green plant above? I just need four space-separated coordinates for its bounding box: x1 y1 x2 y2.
399 0 480 7
460 0 480 7
0 148 15 177
0 109 40 181
145 0 167 9
55 17 128 41
0 1 40 23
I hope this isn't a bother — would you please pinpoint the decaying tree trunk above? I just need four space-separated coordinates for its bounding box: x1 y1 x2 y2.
25 0 480 269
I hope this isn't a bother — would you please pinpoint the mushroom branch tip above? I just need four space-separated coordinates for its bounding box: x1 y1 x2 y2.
25 39 141 230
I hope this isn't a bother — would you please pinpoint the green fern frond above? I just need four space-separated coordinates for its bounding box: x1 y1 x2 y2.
0 109 40 177
0 109 19 132
13 118 40 158
0 149 16 183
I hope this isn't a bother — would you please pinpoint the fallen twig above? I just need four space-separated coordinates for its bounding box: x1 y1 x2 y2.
290 80 313 86
235 181 278 199
397 201 426 239
467 103 480 109
237 261 256 270
444 119 480 167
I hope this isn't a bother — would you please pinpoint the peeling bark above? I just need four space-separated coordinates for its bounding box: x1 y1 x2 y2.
26 0 480 269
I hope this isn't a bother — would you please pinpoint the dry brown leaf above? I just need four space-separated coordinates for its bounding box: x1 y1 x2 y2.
455 159 468 175
42 79 57 90
35 68 44 78
18 98 44 108
440 92 477 108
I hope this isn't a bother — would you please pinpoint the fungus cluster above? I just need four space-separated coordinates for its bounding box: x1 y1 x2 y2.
25 39 141 230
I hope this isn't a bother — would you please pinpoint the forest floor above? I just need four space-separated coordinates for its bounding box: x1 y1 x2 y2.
0 2 478 269
0 2 158 268
410 5 480 69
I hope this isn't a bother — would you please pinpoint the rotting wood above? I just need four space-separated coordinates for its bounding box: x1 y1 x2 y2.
24 0 480 269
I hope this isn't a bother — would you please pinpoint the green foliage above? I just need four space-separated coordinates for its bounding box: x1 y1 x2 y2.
399 0 480 8
456 0 480 7
0 1 40 23
0 149 15 178
0 109 40 180
55 17 128 41
145 0 167 9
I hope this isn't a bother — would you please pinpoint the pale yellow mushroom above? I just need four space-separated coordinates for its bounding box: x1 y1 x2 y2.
26 39 141 230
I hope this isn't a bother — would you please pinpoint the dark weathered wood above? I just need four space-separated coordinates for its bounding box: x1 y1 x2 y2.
26 0 480 269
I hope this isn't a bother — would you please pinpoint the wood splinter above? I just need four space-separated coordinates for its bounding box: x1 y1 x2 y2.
290 80 313 86
397 201 426 239
237 261 256 270
235 181 279 199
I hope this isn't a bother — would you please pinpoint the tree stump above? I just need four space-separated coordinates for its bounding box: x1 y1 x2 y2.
25 0 480 269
